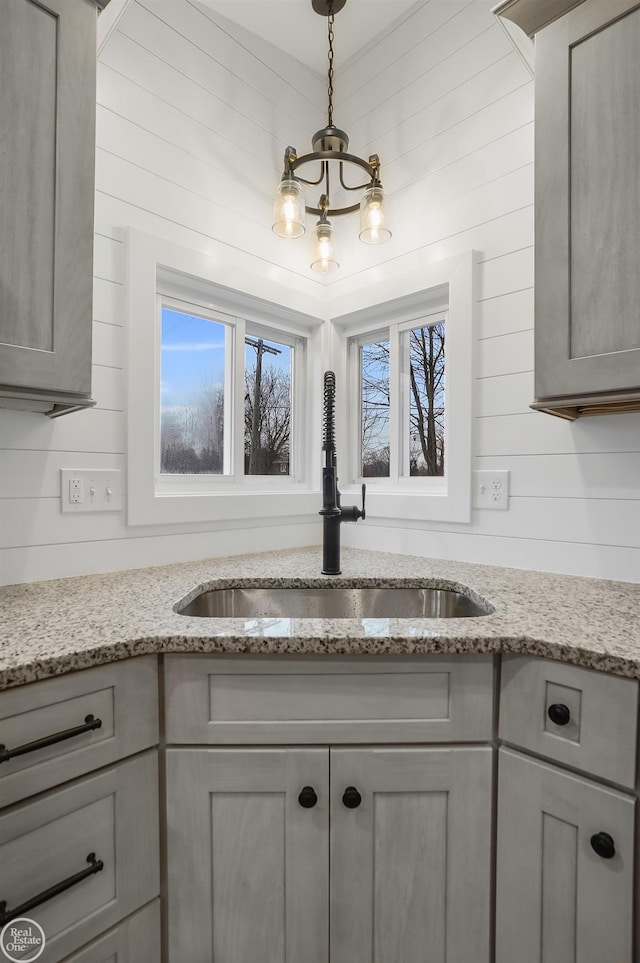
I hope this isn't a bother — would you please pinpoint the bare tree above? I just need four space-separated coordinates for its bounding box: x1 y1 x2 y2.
359 322 445 478
244 363 291 474
408 322 445 476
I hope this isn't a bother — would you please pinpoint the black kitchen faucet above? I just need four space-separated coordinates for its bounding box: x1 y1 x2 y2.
319 370 366 575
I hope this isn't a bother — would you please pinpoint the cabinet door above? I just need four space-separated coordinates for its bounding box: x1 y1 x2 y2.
535 0 640 404
330 747 492 963
0 0 95 406
165 748 329 963
496 748 634 963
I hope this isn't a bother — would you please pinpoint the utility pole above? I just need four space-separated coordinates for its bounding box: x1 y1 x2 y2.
245 337 281 473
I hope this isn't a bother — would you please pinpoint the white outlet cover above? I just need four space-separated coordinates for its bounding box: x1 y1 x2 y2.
61 469 123 513
473 470 510 511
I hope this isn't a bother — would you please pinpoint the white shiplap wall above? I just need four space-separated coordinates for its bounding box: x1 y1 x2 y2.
336 0 640 583
0 0 327 585
1 0 638 585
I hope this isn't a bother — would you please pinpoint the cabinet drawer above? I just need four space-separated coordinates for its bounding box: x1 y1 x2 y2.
65 900 161 963
165 655 494 744
500 656 638 786
0 658 158 807
0 752 159 963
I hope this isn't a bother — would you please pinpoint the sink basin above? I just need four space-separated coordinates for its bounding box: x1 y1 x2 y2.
177 586 493 619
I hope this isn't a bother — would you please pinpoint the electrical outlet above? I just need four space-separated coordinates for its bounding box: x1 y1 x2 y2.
69 477 83 504
473 470 510 511
61 470 123 513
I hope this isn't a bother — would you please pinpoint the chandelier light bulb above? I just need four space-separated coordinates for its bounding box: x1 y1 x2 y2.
359 185 391 244
272 176 306 238
311 218 339 273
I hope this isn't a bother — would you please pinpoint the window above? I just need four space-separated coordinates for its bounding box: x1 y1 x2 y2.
244 335 292 477
356 316 446 481
360 334 390 477
334 250 474 523
160 306 229 476
349 310 448 490
158 301 296 486
402 316 446 478
126 229 322 526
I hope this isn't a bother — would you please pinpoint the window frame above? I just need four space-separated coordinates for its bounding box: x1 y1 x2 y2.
126 229 322 526
332 251 475 524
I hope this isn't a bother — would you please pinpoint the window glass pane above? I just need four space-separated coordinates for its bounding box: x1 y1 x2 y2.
160 307 227 474
244 337 292 475
360 338 390 477
407 321 445 476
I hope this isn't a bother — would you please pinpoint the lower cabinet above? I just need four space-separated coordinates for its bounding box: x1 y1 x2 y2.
496 748 635 963
0 751 159 962
166 745 492 963
64 901 161 963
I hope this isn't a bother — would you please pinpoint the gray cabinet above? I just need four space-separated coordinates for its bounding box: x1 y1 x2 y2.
0 0 97 416
164 655 495 963
495 0 640 419
497 655 638 961
0 752 160 962
330 747 492 963
496 748 635 963
0 659 160 961
64 902 161 963
166 748 330 963
165 746 492 963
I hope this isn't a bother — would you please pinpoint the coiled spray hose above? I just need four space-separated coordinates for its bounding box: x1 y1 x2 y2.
320 371 339 514
323 370 336 456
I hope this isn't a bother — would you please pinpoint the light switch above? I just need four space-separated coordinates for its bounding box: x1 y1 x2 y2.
473 470 510 510
61 469 123 513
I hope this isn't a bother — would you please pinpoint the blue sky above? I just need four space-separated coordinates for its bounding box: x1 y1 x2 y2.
161 308 226 407
161 308 291 409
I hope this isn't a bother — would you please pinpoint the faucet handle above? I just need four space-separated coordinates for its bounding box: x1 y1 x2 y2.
352 483 366 521
338 484 366 523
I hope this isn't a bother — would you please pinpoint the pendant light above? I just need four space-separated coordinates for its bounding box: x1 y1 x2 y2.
272 0 391 270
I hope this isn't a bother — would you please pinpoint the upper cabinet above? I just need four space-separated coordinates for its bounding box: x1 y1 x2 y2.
495 0 640 420
0 0 97 416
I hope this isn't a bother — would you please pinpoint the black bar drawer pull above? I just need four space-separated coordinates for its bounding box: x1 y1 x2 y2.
0 852 104 925
0 714 102 764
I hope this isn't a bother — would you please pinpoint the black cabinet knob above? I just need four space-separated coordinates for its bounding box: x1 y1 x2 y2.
548 703 571 726
342 786 362 809
298 786 318 809
590 832 616 859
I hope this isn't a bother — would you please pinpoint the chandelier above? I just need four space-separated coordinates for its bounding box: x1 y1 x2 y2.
271 0 391 273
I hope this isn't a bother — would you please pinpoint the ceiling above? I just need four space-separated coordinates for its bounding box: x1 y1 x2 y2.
196 0 421 76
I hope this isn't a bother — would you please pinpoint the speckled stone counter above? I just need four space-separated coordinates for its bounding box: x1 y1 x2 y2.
0 546 639 689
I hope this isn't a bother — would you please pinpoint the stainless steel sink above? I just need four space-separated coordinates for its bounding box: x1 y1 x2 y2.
177 586 493 619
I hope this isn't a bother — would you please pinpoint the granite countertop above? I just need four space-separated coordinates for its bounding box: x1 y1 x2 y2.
0 546 639 690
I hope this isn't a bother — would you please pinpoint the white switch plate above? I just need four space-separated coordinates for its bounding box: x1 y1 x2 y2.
60 469 123 513
473 470 510 510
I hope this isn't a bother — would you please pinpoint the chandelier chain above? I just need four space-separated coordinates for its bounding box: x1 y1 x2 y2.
327 3 334 127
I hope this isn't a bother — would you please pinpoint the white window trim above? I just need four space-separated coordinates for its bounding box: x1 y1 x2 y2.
331 251 475 524
126 229 323 526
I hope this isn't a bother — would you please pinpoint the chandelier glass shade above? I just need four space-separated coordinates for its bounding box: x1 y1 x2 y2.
271 0 391 270
311 215 339 273
272 176 306 238
360 185 391 244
